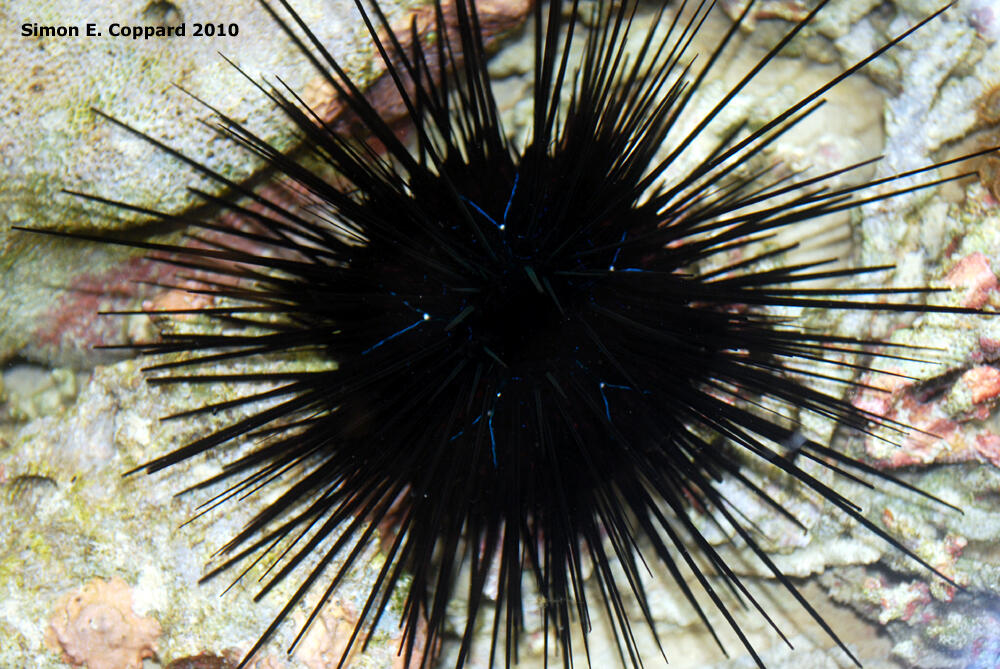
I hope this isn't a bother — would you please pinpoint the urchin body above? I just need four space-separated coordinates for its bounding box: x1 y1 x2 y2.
20 0 994 667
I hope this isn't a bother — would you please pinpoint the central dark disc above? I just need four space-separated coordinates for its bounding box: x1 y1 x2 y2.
473 264 568 368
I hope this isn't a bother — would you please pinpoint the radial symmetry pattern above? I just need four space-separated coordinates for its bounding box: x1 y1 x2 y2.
22 0 997 666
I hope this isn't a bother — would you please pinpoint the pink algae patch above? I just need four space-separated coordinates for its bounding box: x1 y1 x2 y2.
975 433 1000 467
853 370 961 467
46 577 160 669
961 365 1000 405
944 251 999 308
852 345 1000 468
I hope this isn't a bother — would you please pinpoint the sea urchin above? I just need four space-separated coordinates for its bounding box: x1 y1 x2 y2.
20 0 998 666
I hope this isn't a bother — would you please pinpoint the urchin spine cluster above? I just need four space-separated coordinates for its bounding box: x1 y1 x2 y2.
19 0 996 667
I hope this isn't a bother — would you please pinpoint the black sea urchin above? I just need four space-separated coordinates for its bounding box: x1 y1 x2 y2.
21 0 998 666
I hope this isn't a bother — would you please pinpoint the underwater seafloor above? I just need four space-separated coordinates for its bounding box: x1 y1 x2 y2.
3 0 1000 667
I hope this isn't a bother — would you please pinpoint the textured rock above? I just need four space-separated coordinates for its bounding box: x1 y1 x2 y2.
0 0 530 368
1 0 408 365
